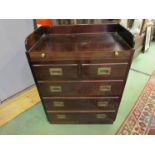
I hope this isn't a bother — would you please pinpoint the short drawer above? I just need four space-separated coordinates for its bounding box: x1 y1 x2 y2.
82 63 128 79
47 112 117 124
38 80 124 97
43 97 119 110
32 64 79 80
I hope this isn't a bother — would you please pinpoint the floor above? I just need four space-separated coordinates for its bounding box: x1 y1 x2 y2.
0 42 155 135
0 86 40 126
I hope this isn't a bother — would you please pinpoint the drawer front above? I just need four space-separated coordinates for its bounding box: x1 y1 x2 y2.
38 80 124 97
82 63 128 79
28 50 132 63
32 64 79 80
43 97 119 110
47 112 116 124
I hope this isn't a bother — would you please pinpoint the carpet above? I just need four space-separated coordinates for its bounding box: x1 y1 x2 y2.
116 71 155 135
0 85 40 127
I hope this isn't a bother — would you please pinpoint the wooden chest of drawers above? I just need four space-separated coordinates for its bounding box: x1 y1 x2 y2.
25 24 134 124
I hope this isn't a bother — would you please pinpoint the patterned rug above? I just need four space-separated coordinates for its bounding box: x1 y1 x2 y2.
116 71 155 135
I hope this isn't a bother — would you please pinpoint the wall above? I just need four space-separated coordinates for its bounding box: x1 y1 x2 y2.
0 19 34 101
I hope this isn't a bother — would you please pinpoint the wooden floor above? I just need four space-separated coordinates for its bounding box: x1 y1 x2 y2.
0 85 40 126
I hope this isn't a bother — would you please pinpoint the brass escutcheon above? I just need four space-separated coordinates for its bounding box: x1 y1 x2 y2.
97 101 109 107
96 114 107 119
99 85 111 92
49 68 63 76
56 114 66 119
53 101 64 107
97 67 111 75
50 86 62 93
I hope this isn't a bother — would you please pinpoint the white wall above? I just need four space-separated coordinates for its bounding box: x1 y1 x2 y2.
0 19 34 101
120 19 128 28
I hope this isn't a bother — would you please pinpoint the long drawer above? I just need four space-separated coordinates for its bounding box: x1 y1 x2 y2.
47 111 117 124
38 80 124 97
43 97 119 110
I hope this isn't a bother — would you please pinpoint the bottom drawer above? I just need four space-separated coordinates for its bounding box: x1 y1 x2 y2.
47 112 117 124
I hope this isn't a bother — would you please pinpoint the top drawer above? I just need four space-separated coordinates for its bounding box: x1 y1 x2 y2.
32 62 129 80
32 64 79 80
82 63 128 80
32 63 128 80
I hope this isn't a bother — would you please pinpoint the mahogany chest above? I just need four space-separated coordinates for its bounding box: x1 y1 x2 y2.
25 24 134 124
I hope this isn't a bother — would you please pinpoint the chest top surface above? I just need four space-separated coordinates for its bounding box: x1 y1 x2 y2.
25 24 134 62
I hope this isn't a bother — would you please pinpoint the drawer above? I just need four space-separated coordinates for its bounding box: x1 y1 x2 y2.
38 80 124 97
82 63 128 79
47 112 117 124
32 64 79 80
28 50 132 63
43 97 119 110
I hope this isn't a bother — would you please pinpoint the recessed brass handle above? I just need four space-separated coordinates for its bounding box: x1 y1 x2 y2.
41 53 46 58
53 101 64 107
50 86 62 93
114 51 119 56
56 114 66 119
96 114 107 119
97 101 109 107
99 85 111 92
49 68 63 76
97 67 111 75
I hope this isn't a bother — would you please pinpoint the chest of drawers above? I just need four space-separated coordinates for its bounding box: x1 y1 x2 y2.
25 24 134 124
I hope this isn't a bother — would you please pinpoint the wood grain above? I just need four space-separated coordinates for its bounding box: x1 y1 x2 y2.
0 85 40 127
25 24 134 124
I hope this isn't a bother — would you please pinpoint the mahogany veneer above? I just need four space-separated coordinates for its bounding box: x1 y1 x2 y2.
25 24 134 124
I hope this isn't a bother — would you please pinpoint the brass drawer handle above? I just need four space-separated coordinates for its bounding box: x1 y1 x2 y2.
50 86 62 93
53 101 64 107
96 114 107 119
99 85 111 92
41 53 46 58
56 114 66 119
97 101 109 107
97 67 111 75
114 51 119 56
49 68 63 76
